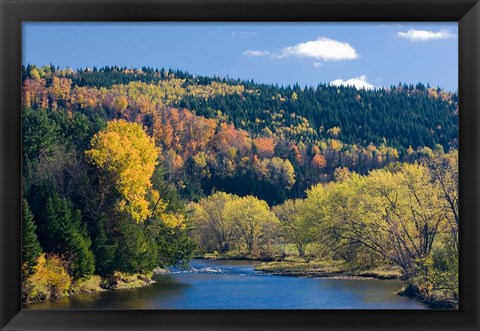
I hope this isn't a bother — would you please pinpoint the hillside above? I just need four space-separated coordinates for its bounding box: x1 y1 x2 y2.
22 64 458 204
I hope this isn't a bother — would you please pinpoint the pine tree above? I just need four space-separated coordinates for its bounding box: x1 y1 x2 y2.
22 199 42 277
41 196 62 252
42 194 95 280
92 214 117 276
64 209 95 279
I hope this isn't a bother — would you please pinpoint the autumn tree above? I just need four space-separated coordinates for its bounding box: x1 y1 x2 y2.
427 150 458 250
253 136 276 159
273 199 317 258
86 120 159 223
23 254 72 302
191 192 239 253
50 77 72 103
315 165 447 276
311 154 327 172
223 195 279 255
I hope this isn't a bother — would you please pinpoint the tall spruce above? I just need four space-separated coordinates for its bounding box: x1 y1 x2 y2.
22 199 42 277
42 194 95 279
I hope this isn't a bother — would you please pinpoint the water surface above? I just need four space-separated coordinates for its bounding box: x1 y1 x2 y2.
25 259 427 309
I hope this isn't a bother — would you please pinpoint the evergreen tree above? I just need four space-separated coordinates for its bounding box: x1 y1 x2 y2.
114 216 158 273
22 199 42 277
41 194 95 279
64 209 95 279
91 214 117 276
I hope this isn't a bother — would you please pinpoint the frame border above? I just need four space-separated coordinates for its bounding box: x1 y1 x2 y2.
1 0 479 330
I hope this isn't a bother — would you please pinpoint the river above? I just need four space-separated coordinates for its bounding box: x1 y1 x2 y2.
25 259 427 309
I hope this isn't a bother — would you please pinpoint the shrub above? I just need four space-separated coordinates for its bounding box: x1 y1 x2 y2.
70 275 103 294
23 254 72 302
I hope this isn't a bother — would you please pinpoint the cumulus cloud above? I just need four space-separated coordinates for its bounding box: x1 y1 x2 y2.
330 75 376 90
242 37 358 63
397 29 455 41
277 37 358 61
243 50 271 57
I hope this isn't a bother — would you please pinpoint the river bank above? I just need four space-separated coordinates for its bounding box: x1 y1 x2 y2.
254 260 403 280
24 268 169 305
398 284 458 309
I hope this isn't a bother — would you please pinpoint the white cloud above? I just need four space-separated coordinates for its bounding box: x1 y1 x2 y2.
330 75 376 90
243 50 270 57
397 29 455 41
242 37 358 63
277 37 358 61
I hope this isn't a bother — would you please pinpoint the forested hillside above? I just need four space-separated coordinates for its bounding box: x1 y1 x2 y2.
22 64 458 204
21 64 458 307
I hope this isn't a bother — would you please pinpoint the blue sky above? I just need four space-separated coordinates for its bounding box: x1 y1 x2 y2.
23 22 458 91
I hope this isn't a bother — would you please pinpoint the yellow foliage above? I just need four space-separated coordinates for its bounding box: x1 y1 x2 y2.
86 120 159 222
72 86 100 108
329 139 343 151
113 95 128 111
224 195 279 254
162 213 186 229
23 254 72 302
327 126 341 138
30 68 41 80
51 77 72 100
147 190 185 229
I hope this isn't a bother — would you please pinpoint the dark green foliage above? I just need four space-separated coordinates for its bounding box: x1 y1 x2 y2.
22 199 42 277
22 107 57 159
150 220 196 268
113 216 159 274
91 214 118 276
22 107 60 184
152 166 187 213
40 194 95 279
58 109 107 151
184 84 457 153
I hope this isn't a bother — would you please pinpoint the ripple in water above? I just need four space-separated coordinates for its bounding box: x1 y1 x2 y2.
168 260 266 277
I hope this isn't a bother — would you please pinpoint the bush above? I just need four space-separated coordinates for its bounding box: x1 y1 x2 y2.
70 275 103 294
412 247 458 305
23 254 72 302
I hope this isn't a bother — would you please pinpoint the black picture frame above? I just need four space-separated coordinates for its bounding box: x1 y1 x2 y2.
1 0 479 330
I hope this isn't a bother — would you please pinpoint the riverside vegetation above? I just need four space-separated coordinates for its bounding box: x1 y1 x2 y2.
22 64 458 308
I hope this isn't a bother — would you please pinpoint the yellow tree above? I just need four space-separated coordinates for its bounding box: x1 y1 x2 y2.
86 120 159 223
191 192 239 253
273 199 317 258
224 196 279 255
319 165 447 277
